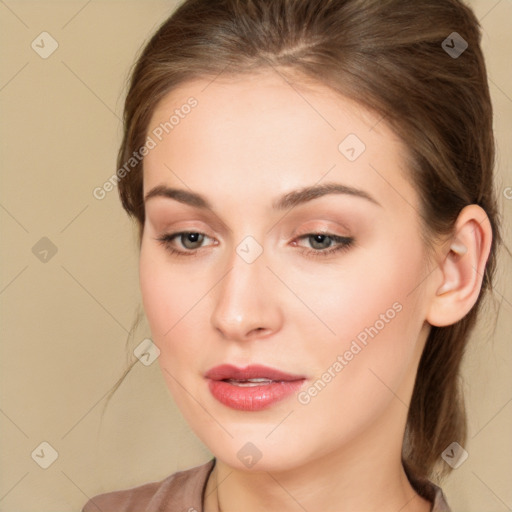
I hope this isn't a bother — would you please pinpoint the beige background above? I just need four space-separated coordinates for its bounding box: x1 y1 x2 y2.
0 1 510 511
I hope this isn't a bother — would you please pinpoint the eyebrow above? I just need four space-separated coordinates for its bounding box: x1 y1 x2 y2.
273 182 381 209
144 182 381 210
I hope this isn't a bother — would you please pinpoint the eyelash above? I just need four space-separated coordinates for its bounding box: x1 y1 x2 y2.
155 232 354 259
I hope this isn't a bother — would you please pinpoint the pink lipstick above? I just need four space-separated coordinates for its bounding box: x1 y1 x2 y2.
205 364 305 411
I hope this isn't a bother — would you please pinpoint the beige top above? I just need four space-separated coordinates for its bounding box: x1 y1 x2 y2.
82 458 451 512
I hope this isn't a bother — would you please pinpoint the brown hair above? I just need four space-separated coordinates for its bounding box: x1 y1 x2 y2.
113 0 501 482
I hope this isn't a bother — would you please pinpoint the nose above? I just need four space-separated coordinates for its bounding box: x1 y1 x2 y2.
210 249 284 342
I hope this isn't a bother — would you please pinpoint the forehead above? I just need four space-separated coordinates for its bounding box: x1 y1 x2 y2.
143 71 416 215
147 71 384 147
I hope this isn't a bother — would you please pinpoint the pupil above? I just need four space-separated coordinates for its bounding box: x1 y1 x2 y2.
310 234 332 250
182 233 203 249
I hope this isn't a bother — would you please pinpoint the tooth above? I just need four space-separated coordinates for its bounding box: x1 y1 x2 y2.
226 378 274 387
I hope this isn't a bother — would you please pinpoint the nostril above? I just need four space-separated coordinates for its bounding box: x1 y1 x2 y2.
248 326 269 337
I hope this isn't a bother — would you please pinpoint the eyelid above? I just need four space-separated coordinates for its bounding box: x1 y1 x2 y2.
291 221 351 238
145 206 231 237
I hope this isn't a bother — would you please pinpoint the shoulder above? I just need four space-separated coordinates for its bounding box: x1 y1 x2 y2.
429 483 451 512
411 476 452 512
82 458 215 512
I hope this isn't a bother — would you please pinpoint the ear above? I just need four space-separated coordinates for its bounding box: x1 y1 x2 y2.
426 205 493 327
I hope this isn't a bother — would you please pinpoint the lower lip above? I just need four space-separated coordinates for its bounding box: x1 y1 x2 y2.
207 379 305 411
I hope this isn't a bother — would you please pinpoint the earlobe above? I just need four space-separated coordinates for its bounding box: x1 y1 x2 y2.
427 205 492 327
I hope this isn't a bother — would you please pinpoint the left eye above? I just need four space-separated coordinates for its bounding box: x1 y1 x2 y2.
294 233 354 254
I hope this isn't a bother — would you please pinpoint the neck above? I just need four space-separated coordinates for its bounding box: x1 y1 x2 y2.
204 401 431 512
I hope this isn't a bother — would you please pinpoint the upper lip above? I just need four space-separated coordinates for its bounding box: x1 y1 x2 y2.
205 364 305 382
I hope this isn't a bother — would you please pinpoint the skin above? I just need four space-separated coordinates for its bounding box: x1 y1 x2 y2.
139 70 492 512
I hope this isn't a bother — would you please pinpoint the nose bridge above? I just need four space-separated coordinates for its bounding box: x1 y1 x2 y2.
210 243 282 340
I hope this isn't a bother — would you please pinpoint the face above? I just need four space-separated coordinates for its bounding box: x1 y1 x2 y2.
139 71 433 472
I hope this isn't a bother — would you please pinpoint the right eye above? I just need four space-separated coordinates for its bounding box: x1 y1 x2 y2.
155 231 216 256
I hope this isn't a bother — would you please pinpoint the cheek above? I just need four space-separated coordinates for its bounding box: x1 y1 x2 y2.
291 245 422 338
139 243 218 403
139 245 200 344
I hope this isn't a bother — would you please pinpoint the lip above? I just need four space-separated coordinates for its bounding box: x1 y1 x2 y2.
205 364 306 411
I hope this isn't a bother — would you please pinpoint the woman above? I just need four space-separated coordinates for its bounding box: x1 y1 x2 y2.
83 0 500 510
